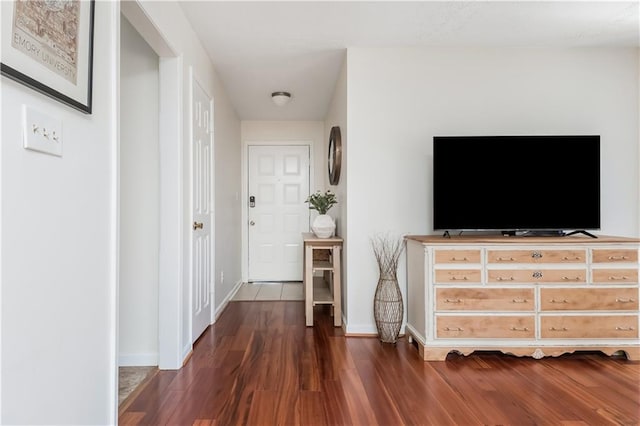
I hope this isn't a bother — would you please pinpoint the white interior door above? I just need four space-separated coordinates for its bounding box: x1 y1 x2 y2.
191 78 213 341
248 145 310 281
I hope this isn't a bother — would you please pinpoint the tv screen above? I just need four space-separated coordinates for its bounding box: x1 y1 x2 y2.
433 135 600 234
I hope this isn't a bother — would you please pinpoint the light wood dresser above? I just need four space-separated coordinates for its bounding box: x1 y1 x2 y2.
405 235 640 361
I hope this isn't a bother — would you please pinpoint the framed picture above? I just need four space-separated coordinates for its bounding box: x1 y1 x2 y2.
1 0 95 114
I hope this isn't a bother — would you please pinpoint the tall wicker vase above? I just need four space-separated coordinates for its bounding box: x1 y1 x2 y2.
371 234 405 344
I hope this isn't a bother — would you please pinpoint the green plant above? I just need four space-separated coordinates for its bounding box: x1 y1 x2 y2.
305 190 337 215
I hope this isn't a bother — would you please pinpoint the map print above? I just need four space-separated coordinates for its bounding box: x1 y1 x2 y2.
12 0 80 84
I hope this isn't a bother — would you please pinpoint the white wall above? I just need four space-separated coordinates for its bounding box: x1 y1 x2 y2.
119 14 160 367
323 55 348 317
240 121 325 281
213 82 242 312
344 47 640 334
136 1 241 357
0 1 118 424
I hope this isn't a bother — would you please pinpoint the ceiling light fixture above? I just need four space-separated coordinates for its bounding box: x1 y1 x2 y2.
271 91 291 107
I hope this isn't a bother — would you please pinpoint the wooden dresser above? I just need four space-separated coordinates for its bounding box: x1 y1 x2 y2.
405 235 640 361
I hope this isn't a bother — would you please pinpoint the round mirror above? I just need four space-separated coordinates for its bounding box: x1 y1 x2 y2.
328 126 342 185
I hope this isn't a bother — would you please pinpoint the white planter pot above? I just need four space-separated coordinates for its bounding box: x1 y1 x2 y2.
311 214 335 238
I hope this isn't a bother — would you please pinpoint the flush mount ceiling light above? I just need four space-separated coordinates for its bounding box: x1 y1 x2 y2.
271 91 291 106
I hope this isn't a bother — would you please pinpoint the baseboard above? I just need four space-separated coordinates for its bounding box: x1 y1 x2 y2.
214 280 243 322
118 353 158 367
182 349 194 366
344 324 378 335
343 323 407 336
227 280 244 301
181 342 191 364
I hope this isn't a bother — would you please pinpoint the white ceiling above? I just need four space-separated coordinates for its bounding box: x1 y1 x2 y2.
179 1 640 121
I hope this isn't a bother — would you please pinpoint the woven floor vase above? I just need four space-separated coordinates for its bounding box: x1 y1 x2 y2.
373 271 403 344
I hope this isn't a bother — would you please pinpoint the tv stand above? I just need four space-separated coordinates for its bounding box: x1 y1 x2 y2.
405 234 640 361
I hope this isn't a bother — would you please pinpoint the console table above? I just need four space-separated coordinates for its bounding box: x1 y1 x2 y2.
302 233 342 327
405 234 640 360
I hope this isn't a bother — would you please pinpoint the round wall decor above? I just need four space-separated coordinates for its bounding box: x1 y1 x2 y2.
328 126 342 185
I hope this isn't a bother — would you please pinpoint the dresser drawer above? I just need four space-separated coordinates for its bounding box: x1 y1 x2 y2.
541 315 638 339
540 288 638 311
488 269 586 284
435 269 482 284
436 288 534 311
436 315 535 339
434 249 481 264
592 249 638 263
487 249 586 264
592 269 638 284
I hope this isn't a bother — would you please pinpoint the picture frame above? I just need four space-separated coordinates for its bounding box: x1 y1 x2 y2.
1 0 95 114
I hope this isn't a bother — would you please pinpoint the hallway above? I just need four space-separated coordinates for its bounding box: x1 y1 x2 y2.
231 282 304 301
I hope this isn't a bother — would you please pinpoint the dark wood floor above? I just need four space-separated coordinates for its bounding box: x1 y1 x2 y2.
120 301 640 425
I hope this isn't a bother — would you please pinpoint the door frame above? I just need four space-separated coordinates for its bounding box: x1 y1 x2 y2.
120 1 184 370
188 68 215 341
241 140 315 283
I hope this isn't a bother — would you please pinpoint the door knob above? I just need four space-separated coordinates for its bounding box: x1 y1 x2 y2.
193 221 203 230
249 221 255 226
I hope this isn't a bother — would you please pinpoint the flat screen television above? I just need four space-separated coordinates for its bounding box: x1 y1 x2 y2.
432 135 600 237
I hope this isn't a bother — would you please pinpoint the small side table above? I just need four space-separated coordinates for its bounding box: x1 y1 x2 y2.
302 232 343 327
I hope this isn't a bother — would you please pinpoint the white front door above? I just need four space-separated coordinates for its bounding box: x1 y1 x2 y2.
191 78 213 342
248 145 310 281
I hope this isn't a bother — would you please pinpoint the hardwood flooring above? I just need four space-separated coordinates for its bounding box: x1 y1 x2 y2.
120 301 640 425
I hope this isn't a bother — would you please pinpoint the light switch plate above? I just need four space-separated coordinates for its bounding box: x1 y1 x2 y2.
23 105 63 157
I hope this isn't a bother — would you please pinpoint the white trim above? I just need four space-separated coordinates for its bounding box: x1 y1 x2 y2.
344 324 378 335
120 1 177 56
187 67 193 348
182 342 192 363
0 56 3 426
118 353 159 367
109 2 121 424
241 140 315 282
120 0 185 372
215 280 244 322
158 55 184 370
209 96 215 326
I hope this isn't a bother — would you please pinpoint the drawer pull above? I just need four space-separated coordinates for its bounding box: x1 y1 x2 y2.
561 276 582 281
449 276 468 281
511 298 528 303
562 256 582 261
549 298 569 304
608 255 629 261
496 256 515 262
443 327 464 332
616 298 636 303
444 298 462 304
531 251 543 259
549 327 568 331
450 257 468 262
532 271 543 279
615 326 635 331
608 276 629 281
497 276 515 281
510 326 529 331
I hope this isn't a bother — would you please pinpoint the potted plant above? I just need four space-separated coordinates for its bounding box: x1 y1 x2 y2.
306 190 337 238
